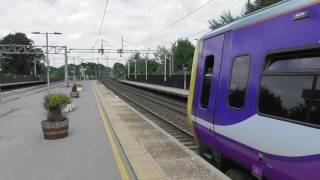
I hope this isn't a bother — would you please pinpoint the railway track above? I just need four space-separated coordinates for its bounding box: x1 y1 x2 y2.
118 81 187 114
107 79 188 129
99 79 198 152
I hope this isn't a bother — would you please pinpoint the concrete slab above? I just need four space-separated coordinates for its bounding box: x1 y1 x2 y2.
94 81 229 180
0 81 135 180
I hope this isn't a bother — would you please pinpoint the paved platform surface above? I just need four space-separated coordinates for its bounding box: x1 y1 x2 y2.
119 80 189 98
0 80 45 87
0 82 62 103
0 81 135 180
95 81 229 180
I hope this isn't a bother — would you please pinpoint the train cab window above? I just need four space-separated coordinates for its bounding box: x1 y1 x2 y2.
200 55 214 108
228 56 250 109
259 48 320 127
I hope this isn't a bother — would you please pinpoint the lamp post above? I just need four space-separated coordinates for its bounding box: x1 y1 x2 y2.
127 59 130 79
164 54 167 82
145 56 148 80
31 32 62 94
183 66 187 90
80 58 83 82
97 58 101 78
134 59 137 79
73 57 76 82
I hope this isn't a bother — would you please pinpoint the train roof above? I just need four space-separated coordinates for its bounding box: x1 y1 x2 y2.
201 0 319 40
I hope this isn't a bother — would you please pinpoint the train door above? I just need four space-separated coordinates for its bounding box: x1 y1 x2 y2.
194 34 224 150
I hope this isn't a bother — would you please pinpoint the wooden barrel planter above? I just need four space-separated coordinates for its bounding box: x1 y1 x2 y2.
41 119 69 140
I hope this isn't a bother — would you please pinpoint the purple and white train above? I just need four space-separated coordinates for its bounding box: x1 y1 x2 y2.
187 0 320 179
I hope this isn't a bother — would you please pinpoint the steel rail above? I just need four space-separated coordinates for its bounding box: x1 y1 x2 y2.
111 80 187 115
118 81 187 108
100 79 193 138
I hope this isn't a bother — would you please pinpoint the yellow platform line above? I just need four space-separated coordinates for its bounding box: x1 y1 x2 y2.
93 81 129 180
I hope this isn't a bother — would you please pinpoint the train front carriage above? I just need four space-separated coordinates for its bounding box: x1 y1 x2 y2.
187 0 320 179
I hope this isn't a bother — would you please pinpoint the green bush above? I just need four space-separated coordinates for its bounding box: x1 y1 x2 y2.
49 95 61 109
59 94 72 105
43 93 72 110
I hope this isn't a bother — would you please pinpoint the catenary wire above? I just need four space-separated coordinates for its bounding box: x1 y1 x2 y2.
93 0 110 47
137 0 214 46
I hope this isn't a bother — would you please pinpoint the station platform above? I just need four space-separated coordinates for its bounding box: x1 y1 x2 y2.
0 80 46 92
0 81 135 180
0 80 228 180
94 81 228 180
119 80 189 98
0 82 62 103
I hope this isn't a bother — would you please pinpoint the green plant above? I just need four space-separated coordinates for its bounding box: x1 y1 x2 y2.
74 83 82 87
43 94 72 110
44 94 53 110
72 83 78 92
59 94 72 106
49 95 61 109
48 95 64 122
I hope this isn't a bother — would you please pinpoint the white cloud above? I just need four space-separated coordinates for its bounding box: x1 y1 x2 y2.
0 0 247 67
68 34 82 40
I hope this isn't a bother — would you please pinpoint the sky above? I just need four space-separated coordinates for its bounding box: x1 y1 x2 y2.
0 0 247 67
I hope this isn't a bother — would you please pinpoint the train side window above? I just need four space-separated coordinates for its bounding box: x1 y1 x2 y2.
258 48 320 127
200 55 214 108
228 56 250 109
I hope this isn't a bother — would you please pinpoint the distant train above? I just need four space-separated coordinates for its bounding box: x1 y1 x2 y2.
187 0 320 179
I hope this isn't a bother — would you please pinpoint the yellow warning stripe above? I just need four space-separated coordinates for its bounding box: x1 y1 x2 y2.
187 41 201 144
93 81 129 180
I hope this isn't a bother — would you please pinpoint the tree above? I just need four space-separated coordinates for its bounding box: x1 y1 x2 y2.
79 62 98 78
133 52 145 75
150 47 168 75
171 38 195 73
0 57 14 74
76 62 110 79
220 11 235 25
147 59 161 75
126 52 141 75
125 53 162 76
208 0 282 30
243 0 256 15
113 63 126 79
0 32 45 75
209 10 236 30
124 39 195 77
154 46 170 62
50 66 64 79
243 0 281 15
